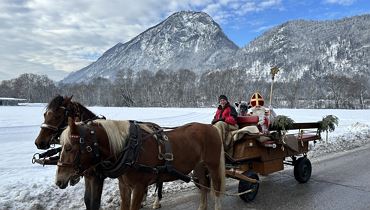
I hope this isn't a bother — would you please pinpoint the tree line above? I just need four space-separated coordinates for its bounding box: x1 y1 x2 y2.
0 70 369 109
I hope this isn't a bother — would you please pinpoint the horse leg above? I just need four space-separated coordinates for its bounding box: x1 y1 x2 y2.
152 182 163 209
84 174 105 210
118 176 131 210
130 184 148 210
205 149 225 210
194 164 210 210
142 188 147 207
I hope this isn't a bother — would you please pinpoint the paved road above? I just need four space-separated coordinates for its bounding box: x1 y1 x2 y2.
143 144 370 210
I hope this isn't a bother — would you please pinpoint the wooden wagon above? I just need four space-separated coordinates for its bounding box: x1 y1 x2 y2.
225 115 322 202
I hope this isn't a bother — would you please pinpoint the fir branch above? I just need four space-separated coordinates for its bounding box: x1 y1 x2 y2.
318 115 339 133
270 115 295 131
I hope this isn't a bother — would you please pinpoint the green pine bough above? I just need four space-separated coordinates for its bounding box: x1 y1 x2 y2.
318 115 339 133
270 115 295 132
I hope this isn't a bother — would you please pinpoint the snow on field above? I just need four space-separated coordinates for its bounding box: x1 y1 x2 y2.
0 105 369 209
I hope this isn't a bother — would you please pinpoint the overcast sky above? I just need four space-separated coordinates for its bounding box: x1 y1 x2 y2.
0 0 369 81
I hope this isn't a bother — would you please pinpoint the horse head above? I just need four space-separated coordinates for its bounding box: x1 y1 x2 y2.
55 118 111 189
35 95 99 149
35 95 75 149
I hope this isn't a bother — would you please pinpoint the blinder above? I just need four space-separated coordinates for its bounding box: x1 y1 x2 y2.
57 123 100 176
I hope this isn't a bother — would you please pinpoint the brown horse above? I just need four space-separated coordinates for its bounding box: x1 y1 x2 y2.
56 118 225 210
34 95 108 210
34 95 162 209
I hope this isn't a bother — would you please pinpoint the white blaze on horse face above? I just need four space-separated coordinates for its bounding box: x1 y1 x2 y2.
55 140 77 188
45 110 61 123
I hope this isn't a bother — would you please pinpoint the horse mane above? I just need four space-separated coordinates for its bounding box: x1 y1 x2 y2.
59 120 128 156
94 120 130 156
60 125 72 146
75 102 97 118
46 95 97 119
60 120 154 156
46 95 64 111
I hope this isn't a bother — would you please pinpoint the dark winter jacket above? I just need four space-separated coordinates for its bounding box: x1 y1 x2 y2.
212 102 238 125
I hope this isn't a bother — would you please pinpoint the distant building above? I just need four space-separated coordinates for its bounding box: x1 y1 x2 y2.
0 97 27 106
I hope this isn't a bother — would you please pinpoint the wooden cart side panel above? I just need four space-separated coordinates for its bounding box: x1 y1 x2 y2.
252 159 284 176
233 136 310 161
233 136 263 159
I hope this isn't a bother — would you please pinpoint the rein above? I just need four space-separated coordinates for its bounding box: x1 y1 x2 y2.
32 147 62 165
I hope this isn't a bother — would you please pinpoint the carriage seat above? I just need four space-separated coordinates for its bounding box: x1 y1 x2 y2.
237 116 259 127
231 125 260 142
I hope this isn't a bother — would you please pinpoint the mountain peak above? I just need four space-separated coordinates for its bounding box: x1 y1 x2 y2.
62 11 238 84
166 11 215 24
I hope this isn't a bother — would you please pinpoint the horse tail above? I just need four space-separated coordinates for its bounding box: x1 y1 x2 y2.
213 125 225 194
212 124 223 143
218 138 226 194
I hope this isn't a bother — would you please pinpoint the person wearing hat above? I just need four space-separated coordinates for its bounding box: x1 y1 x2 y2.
248 92 276 133
212 95 238 155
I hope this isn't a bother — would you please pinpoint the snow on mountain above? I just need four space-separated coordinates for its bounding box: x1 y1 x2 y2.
62 11 238 83
62 12 370 84
234 14 370 81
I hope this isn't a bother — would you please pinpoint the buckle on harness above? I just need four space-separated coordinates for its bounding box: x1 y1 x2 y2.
86 146 92 153
158 153 173 161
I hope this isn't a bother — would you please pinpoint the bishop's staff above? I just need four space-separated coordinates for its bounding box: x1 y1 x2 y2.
269 66 279 106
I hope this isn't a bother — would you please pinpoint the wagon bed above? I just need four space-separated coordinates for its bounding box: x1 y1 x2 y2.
225 116 322 202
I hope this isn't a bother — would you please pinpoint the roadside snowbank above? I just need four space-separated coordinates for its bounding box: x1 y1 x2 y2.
0 107 369 210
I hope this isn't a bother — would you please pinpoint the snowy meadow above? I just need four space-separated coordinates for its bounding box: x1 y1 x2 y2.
0 105 369 209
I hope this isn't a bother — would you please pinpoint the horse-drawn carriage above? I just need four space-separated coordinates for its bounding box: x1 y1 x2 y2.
225 115 322 202
32 95 336 210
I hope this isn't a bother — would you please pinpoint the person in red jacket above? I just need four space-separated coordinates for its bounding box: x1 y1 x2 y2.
212 95 238 155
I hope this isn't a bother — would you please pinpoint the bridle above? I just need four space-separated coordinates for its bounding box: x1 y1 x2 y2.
57 124 102 176
40 101 85 145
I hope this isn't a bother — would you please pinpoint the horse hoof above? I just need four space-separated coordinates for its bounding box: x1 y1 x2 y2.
152 203 161 209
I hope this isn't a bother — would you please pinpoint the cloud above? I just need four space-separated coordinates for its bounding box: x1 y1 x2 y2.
203 0 282 22
323 0 357 6
0 0 282 81
252 24 277 33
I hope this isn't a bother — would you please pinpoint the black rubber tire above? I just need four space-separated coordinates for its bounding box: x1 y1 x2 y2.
238 171 259 202
294 157 312 183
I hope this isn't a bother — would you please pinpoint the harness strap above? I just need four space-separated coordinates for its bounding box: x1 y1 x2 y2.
100 121 142 178
90 127 100 164
38 147 62 159
154 128 190 183
132 163 191 183
77 125 87 172
98 121 190 183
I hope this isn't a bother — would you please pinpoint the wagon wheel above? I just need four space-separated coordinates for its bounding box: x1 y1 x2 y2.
294 157 312 183
238 171 259 202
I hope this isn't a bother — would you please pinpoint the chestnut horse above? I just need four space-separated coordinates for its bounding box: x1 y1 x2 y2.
34 95 162 209
34 95 109 209
56 118 225 210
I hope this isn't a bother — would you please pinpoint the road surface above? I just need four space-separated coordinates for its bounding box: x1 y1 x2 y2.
143 143 370 210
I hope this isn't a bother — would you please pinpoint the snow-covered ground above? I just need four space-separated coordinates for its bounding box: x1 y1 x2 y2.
0 105 369 209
